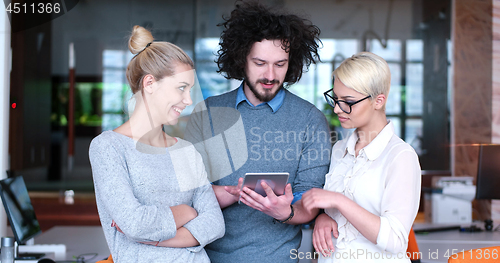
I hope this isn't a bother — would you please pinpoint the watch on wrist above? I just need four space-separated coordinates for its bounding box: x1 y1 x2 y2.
273 205 294 224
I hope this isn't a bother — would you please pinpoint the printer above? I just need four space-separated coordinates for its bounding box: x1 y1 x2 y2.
424 176 476 224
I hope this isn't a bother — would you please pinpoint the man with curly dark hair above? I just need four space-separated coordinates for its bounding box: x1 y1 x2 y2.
215 1 321 90
185 1 331 262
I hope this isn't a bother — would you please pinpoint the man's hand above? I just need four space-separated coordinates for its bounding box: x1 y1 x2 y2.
312 213 339 257
239 181 294 220
213 177 244 208
224 177 244 202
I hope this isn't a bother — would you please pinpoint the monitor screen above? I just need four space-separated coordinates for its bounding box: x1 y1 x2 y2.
476 145 500 200
0 176 42 244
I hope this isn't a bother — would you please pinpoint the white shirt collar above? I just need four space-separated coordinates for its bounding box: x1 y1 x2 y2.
344 121 395 160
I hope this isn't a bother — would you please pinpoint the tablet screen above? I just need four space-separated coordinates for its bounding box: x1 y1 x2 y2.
241 172 289 197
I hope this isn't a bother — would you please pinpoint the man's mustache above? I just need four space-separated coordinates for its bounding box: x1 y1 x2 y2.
257 79 279 85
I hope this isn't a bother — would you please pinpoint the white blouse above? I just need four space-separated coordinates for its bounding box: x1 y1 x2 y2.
320 121 421 263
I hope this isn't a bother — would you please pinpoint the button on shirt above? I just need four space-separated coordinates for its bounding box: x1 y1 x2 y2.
322 121 421 262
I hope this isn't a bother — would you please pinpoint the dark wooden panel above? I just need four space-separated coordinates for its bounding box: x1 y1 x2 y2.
9 5 52 171
452 0 493 221
30 194 100 232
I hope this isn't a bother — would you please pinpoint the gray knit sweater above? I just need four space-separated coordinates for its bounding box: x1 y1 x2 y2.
89 131 225 263
185 88 331 262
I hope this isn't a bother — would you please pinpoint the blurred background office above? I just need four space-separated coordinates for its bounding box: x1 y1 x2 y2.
1 0 499 232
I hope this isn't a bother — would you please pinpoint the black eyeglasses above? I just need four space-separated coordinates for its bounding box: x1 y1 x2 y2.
323 88 371 114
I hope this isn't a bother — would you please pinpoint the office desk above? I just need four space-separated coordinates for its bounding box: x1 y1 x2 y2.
34 226 109 263
24 225 499 263
414 224 500 263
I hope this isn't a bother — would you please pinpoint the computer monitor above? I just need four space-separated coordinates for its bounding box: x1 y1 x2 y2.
0 175 42 245
476 144 500 200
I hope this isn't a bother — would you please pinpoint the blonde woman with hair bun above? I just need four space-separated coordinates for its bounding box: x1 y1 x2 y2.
89 26 224 263
302 52 421 262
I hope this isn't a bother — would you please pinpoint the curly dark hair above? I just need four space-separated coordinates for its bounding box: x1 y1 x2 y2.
216 1 321 86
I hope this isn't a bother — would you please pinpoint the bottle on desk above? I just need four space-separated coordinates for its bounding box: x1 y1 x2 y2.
1 237 15 263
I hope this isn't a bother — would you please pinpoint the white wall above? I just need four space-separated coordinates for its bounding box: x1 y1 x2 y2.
0 2 11 238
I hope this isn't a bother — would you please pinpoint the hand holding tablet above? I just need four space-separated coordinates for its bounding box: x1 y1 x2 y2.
238 173 289 203
238 172 295 222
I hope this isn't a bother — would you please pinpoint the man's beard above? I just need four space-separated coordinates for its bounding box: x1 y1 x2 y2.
244 77 283 103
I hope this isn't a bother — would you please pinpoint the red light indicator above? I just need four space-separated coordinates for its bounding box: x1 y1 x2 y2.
11 103 16 109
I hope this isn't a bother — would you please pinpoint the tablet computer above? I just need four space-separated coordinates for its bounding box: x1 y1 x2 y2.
240 172 289 198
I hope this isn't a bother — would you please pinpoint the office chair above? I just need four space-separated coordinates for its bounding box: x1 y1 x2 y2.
407 228 421 263
448 246 500 263
96 254 113 263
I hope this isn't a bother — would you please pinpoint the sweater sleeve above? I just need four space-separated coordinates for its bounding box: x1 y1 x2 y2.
293 106 331 193
184 183 225 252
89 135 177 242
182 149 225 252
376 148 421 253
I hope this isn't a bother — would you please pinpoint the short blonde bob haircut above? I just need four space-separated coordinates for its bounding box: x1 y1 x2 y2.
333 52 391 110
126 25 194 94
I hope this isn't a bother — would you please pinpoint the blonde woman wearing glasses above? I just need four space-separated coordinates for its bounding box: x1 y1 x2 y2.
302 52 421 262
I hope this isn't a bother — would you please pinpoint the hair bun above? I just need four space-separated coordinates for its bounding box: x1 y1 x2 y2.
128 25 154 55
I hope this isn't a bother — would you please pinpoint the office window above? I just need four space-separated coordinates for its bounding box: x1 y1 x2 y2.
195 38 234 98
405 40 424 154
370 39 424 153
102 50 134 131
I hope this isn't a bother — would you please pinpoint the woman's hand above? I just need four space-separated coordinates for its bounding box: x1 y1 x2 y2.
170 204 198 229
111 220 123 233
313 213 339 257
302 188 341 213
139 227 199 248
111 204 198 237
112 220 200 248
